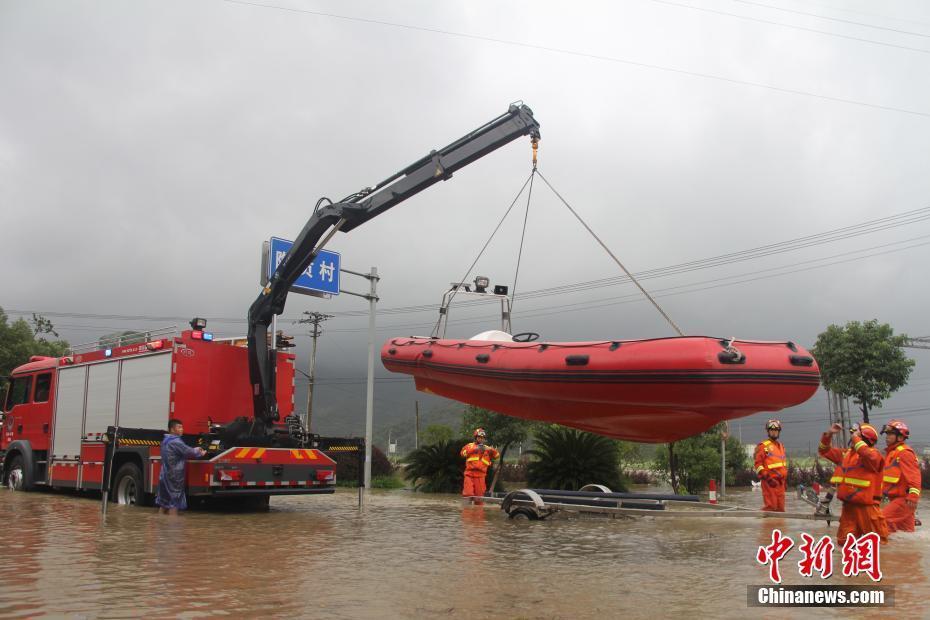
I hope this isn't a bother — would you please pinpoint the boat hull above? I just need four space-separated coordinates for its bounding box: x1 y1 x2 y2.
381 336 820 443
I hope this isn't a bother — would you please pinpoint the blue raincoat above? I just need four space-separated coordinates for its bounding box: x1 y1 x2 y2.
155 434 202 510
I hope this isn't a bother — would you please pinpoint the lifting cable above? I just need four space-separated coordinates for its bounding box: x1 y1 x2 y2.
432 134 684 338
509 169 536 310
535 169 685 337
430 171 535 337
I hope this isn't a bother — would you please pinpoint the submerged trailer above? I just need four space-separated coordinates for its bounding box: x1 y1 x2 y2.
0 326 354 506
474 485 835 522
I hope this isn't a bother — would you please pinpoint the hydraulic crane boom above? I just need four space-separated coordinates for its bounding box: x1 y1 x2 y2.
247 103 541 433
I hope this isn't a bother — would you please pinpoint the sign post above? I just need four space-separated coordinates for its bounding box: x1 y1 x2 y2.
262 237 341 297
261 239 378 496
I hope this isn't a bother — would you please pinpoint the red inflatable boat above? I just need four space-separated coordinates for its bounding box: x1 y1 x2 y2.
381 331 820 443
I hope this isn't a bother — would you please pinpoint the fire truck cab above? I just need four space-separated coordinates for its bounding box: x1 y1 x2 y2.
1 326 343 505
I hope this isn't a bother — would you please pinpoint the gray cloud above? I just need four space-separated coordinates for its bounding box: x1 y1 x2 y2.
3 0 929 452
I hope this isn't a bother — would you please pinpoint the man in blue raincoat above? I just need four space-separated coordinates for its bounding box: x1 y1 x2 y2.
156 418 205 515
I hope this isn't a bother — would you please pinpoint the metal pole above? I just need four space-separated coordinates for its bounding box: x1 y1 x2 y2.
364 266 378 490
101 426 119 516
307 330 318 431
720 423 727 501
298 312 332 432
415 400 420 449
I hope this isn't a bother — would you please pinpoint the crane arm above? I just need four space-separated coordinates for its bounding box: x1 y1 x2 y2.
247 103 540 431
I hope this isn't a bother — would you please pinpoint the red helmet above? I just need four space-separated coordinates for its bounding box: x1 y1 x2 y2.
765 419 782 431
855 423 879 445
474 428 487 439
883 419 910 439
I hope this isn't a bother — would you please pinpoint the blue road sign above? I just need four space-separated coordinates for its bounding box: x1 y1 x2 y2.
267 237 340 296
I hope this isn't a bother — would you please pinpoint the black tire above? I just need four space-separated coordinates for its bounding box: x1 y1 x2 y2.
4 455 31 492
113 463 152 507
507 507 540 520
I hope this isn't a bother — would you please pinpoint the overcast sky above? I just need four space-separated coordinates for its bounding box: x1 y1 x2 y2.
2 0 930 451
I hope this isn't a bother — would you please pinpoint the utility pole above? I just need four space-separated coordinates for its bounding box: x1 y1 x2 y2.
297 311 333 432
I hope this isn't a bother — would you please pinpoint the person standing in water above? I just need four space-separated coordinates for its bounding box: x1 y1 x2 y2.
461 428 500 503
156 418 206 515
755 419 788 512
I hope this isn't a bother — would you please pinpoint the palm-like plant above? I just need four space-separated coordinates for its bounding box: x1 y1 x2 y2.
526 426 627 491
402 438 467 493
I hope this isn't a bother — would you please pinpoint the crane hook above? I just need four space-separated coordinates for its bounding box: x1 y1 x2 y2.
531 137 539 169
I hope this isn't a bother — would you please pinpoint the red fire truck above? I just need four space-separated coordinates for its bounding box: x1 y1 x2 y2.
1 102 540 506
0 325 345 505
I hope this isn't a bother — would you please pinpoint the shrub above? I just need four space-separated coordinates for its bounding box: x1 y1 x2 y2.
402 438 468 493
526 426 627 492
626 469 657 485
494 461 528 483
731 461 833 487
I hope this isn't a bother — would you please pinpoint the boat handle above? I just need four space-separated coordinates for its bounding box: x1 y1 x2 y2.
718 350 745 364
476 354 490 363
789 355 814 366
565 355 589 366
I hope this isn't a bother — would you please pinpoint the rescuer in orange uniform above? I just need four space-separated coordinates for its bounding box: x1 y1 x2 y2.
461 428 500 501
755 419 788 512
818 422 889 543
881 419 922 533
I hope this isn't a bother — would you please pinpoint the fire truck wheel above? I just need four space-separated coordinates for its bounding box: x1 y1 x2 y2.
113 463 152 507
5 455 30 491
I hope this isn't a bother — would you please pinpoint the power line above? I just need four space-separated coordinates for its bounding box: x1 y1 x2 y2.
219 0 930 119
8 205 930 331
329 205 930 317
725 0 930 38
324 234 930 333
777 0 930 30
652 0 930 55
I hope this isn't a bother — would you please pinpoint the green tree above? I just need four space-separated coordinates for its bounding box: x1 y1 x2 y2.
654 424 748 494
420 423 455 446
526 425 627 491
812 319 915 423
616 440 649 471
461 406 535 458
0 307 70 392
402 438 467 493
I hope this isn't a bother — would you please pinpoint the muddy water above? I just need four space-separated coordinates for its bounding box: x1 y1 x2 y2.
0 487 928 619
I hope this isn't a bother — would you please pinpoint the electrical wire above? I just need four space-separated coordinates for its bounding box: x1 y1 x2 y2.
724 0 930 38
652 0 930 55
219 0 930 119
8 207 930 331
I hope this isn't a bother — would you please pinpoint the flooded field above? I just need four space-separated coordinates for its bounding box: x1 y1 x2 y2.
1 486 928 618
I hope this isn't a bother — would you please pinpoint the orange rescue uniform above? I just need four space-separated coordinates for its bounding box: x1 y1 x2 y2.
819 432 889 543
754 438 788 512
882 443 922 533
461 442 500 498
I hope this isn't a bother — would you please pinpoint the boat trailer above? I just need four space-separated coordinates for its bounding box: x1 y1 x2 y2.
469 484 835 522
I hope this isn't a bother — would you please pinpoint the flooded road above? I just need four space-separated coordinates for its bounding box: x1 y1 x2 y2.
1 487 928 618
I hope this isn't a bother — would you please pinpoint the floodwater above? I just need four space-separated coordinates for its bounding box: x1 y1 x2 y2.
1 486 928 619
